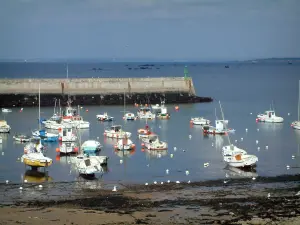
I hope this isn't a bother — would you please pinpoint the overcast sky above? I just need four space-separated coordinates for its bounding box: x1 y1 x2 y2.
0 0 299 61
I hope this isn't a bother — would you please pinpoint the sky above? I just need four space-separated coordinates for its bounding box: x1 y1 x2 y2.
0 0 299 61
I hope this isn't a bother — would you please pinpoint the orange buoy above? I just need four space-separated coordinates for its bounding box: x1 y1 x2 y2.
141 148 145 152
55 155 61 161
74 147 79 152
86 109 89 112
56 148 60 152
175 106 179 110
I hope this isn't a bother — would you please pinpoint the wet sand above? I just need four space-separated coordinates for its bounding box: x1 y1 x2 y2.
1 175 300 224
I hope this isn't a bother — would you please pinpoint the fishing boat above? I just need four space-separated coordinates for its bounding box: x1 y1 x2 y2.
291 80 300 130
151 100 165 110
42 114 61 125
13 134 31 142
220 101 258 168
137 106 156 119
74 154 108 175
2 108 12 113
202 120 234 135
56 142 79 154
58 125 77 142
141 134 168 150
96 112 114 121
104 125 131 139
81 140 102 154
0 120 11 133
190 117 210 125
157 106 170 119
137 124 156 138
256 103 284 123
115 135 135 150
123 112 136 120
63 115 90 129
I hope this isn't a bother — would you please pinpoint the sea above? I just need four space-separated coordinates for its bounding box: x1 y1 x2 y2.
0 61 300 188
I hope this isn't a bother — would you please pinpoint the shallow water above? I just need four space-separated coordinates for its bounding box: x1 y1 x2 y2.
0 62 300 186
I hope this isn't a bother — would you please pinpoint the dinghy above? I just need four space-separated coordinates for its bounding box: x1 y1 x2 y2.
96 112 114 121
190 117 210 125
123 112 136 120
13 134 31 142
81 140 102 154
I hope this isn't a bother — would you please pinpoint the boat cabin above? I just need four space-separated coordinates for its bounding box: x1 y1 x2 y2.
110 125 122 132
63 106 77 117
148 135 158 143
264 110 276 118
138 107 151 113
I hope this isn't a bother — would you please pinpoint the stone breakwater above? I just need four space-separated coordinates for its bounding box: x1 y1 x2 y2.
0 77 213 106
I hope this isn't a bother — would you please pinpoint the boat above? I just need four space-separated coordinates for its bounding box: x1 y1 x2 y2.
256 103 284 123
141 134 168 150
157 106 170 119
42 114 61 125
21 152 53 168
202 120 234 135
151 100 165 110
0 120 11 133
123 112 136 120
137 106 156 119
58 125 77 142
96 112 114 121
190 117 210 125
291 80 300 130
63 115 90 129
13 134 31 142
104 125 131 139
57 142 79 154
81 140 102 154
2 108 12 113
32 129 59 142
0 137 2 144
74 154 108 175
220 101 258 168
137 124 156 138
115 135 135 150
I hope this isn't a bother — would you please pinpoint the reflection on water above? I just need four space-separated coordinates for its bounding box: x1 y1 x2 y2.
257 122 284 132
23 169 53 183
224 165 258 178
215 135 225 150
145 149 168 159
114 149 136 158
75 175 104 188
56 155 77 166
103 137 117 146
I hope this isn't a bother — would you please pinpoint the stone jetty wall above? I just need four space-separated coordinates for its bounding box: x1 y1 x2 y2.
0 77 196 95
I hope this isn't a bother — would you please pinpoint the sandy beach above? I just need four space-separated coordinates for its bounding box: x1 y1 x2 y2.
1 175 300 224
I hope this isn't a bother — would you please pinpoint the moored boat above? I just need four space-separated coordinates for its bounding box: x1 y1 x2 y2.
0 120 11 133
157 106 170 119
115 135 135 150
81 140 102 154
2 108 12 113
104 125 131 139
56 142 79 154
32 129 59 142
141 134 168 150
256 110 284 123
58 125 77 142
137 107 156 119
123 112 136 120
96 112 114 121
190 117 210 125
13 134 31 142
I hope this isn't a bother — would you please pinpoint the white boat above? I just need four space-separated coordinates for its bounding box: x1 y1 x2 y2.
142 134 168 150
137 107 156 119
57 142 79 154
202 120 234 135
0 137 2 144
58 125 77 142
291 80 300 130
96 112 114 121
45 121 65 130
220 101 258 168
157 106 170 119
151 100 165 110
81 140 102 154
13 134 31 142
190 117 210 125
123 112 136 120
0 120 11 133
115 136 135 150
32 129 59 142
137 124 156 138
42 114 61 125
104 125 131 139
256 110 284 123
74 154 108 175
63 116 90 129
2 108 12 113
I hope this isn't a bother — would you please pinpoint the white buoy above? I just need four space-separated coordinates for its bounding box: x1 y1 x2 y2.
185 170 190 175
147 164 150 167
256 140 259 144
176 181 180 184
189 135 192 139
252 177 256 180
120 159 123 164
24 180 28 183
250 112 253 115
257 128 259 132
154 181 157 184
182 149 186 152
257 147 260 150
287 165 290 169
166 169 169 174
235 140 237 143
6 180 9 184
145 183 148 186
112 186 117 192
158 153 162 158
38 184 43 188
97 137 99 139
187 180 191 184
167 180 170 183
241 138 243 141
174 147 177 151
288 113 290 116
19 187 23 190
212 143 214 147
170 154 174 158
160 182 164 185
246 128 248 132
2 152 4 155
159 126 161 129
266 146 268 149
204 162 209 167
292 155 295 159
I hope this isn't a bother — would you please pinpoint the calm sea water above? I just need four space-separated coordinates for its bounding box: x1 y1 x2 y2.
0 62 300 186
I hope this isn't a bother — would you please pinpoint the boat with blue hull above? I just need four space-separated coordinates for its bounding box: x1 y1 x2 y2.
32 129 59 142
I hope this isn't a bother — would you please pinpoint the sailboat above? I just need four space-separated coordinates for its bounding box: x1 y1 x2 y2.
291 80 300 130
122 91 136 120
32 85 59 142
220 101 258 168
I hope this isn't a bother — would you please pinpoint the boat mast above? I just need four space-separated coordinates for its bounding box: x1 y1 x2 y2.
219 101 231 145
298 80 300 121
54 98 57 115
124 90 126 116
38 83 41 130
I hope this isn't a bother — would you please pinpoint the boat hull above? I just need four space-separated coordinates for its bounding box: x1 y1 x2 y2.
291 121 300 130
0 127 10 133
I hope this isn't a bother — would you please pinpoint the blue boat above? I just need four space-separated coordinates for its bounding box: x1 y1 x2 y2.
32 129 59 142
81 140 102 154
